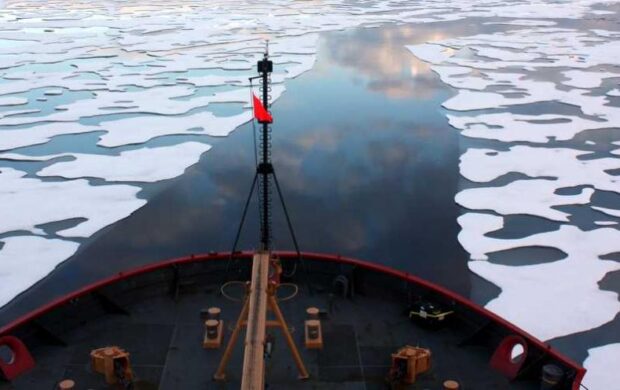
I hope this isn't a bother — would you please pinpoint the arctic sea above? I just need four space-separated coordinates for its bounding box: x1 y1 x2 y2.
1 1 620 387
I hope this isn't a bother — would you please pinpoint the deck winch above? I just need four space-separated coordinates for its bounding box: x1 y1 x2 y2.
90 346 133 387
388 345 432 386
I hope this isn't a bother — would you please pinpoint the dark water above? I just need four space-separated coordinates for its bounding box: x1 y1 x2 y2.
0 22 482 325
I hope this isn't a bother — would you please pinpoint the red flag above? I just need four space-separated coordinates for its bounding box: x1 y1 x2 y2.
253 93 273 123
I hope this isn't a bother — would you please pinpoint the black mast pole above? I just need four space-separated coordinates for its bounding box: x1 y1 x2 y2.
227 42 309 286
258 44 273 251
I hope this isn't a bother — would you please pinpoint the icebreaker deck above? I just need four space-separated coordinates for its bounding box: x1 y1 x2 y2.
0 252 584 389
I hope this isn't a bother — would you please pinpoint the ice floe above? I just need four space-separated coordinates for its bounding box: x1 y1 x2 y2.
483 19 557 27
592 206 620 218
456 179 594 222
594 221 618 226
97 110 252 147
32 142 211 182
413 28 620 70
442 79 614 112
0 96 27 106
447 113 608 143
0 122 101 151
44 89 63 96
455 213 504 260
562 70 620 89
459 146 620 192
0 85 203 125
0 168 144 237
459 213 620 340
406 44 455 66
583 343 620 390
0 236 79 308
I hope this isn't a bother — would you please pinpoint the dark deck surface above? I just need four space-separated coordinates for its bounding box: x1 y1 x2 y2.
0 254 576 389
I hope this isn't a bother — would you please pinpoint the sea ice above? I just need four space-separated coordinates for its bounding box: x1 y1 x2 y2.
406 44 455 65
583 343 620 390
592 206 620 218
459 146 620 193
44 89 63 96
460 215 620 340
483 19 557 27
562 70 620 89
0 168 144 237
0 96 27 106
456 213 504 260
448 113 609 143
456 179 594 222
0 122 102 151
470 247 620 341
594 221 618 226
34 142 211 182
0 85 202 125
0 236 79 308
442 79 572 111
97 110 252 147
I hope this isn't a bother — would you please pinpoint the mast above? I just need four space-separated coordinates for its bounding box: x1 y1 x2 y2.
228 42 302 258
216 43 310 387
257 45 273 250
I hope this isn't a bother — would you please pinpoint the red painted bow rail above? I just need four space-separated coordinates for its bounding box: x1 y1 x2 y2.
0 251 585 389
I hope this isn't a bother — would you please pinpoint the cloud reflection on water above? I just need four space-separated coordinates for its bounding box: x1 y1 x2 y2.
324 25 455 100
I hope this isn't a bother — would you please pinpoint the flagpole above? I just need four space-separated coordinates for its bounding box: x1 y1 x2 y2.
256 43 273 251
